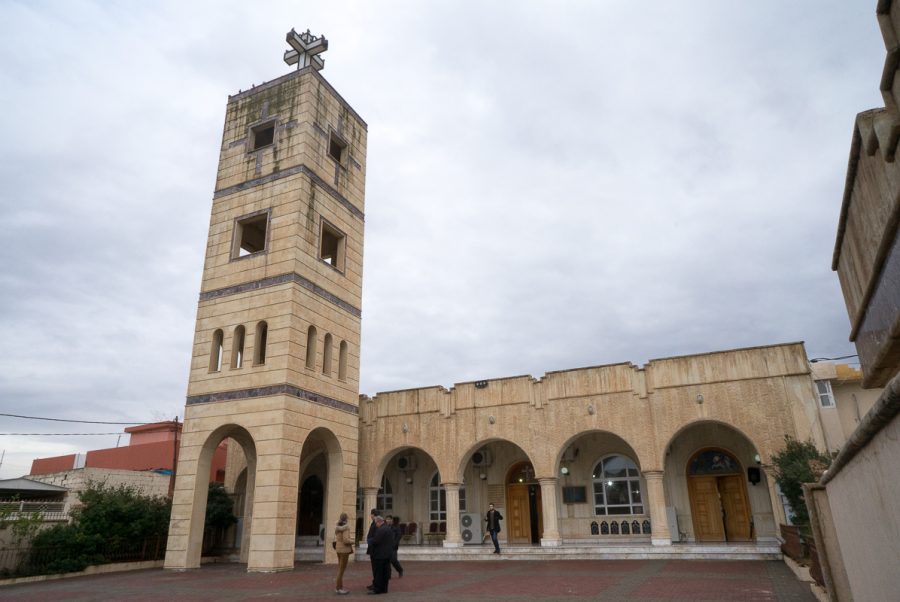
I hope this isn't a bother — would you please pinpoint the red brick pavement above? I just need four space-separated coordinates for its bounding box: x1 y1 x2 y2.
0 559 816 601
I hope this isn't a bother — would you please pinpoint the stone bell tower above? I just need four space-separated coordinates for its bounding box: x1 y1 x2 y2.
165 29 367 572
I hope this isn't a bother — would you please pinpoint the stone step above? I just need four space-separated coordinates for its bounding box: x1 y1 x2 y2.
288 542 782 562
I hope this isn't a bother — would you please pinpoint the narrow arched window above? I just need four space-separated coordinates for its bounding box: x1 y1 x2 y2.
429 472 446 522
231 325 245 369
322 333 333 376
305 325 317 369
338 340 348 381
209 329 224 372
254 321 268 365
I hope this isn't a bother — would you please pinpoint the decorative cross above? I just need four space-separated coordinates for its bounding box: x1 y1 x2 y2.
284 28 328 71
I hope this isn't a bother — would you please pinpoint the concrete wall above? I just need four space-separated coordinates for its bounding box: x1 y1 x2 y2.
807 374 900 601
29 467 171 517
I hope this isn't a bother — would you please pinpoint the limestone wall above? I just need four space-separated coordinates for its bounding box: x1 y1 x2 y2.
359 343 815 484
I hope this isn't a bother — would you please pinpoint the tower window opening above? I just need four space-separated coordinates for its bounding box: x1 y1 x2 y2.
251 121 276 150
338 340 348 381
306 325 318 369
254 321 268 366
232 211 269 259
231 325 245 369
209 329 224 373
322 333 333 376
328 133 346 163
319 220 346 271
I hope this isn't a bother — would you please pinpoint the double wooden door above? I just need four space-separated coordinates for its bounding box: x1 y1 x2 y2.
506 483 543 544
688 475 751 542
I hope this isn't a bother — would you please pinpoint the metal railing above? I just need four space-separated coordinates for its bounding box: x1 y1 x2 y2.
0 499 68 522
0 535 167 578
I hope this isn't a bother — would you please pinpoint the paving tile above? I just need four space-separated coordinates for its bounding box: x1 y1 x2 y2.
0 559 816 601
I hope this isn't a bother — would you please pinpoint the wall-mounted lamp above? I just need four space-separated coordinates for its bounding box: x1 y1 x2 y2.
747 467 761 486
402 423 409 434
474 380 489 389
560 466 570 475
587 404 595 415
405 476 413 484
488 415 496 425
754 453 761 465
479 472 487 480
696 394 704 404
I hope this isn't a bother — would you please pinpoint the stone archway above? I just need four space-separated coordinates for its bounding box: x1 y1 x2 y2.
297 427 345 562
362 446 443 547
663 421 776 543
165 424 257 569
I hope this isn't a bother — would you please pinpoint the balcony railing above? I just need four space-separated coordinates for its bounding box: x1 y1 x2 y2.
0 499 68 522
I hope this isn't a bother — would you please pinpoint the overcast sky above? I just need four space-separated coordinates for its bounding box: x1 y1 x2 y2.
0 1 885 479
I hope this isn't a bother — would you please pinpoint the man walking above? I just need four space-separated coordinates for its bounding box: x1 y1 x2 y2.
485 502 503 554
369 515 393 594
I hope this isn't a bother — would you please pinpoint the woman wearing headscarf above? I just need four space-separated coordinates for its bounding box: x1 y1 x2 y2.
334 512 353 595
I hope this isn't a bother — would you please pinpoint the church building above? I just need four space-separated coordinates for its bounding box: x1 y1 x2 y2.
164 31 826 572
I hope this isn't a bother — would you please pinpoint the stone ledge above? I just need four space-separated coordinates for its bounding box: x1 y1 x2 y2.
0 559 164 587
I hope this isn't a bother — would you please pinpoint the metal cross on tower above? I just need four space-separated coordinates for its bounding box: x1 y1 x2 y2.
284 28 328 71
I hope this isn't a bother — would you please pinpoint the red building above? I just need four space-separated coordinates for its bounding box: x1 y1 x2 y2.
30 421 226 483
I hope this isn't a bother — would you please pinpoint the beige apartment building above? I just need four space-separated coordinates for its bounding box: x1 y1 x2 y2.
809 362 883 455
165 31 830 573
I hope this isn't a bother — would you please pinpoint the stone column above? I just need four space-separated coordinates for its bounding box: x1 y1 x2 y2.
538 477 562 546
246 448 300 572
360 487 379 553
643 470 671 546
443 483 463 547
164 453 204 570
363 487 379 515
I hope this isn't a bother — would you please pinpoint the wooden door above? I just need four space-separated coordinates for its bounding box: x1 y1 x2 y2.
719 475 751 541
533 485 543 542
688 476 725 542
506 484 531 544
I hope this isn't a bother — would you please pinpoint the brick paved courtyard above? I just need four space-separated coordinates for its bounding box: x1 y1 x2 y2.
0 559 815 601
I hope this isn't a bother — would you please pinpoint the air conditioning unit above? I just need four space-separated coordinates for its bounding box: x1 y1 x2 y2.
460 512 482 544
471 449 492 468
397 454 417 472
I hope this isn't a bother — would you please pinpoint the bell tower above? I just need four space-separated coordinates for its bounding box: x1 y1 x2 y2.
165 29 367 572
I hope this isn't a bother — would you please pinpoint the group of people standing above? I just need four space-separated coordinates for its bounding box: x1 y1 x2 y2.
333 503 503 595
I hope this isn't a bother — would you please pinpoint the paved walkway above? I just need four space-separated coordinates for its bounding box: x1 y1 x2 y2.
0 559 815 601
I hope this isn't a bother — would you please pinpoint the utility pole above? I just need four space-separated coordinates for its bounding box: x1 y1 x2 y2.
168 416 179 499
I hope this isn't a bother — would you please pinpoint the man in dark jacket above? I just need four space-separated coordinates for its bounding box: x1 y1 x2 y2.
365 509 381 591
485 502 503 554
369 515 394 594
386 515 404 577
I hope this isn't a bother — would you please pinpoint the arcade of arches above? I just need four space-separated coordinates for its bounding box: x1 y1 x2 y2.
207 342 825 567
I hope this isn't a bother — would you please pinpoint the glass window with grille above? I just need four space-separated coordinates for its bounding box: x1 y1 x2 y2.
378 477 393 511
429 473 446 521
815 380 835 407
592 455 644 515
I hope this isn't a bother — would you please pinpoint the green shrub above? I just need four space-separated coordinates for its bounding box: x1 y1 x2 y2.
202 483 237 553
771 436 831 528
25 482 171 575
204 483 237 531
